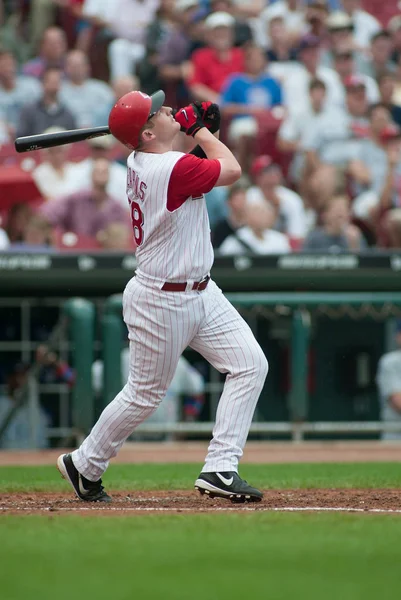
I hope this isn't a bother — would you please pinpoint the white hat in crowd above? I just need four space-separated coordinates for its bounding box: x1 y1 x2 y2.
326 11 353 31
204 11 235 29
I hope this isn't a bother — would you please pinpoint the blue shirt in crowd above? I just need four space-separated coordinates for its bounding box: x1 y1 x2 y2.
220 73 282 120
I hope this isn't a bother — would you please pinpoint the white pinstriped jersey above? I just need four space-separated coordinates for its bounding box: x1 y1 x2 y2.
72 149 268 483
126 150 214 282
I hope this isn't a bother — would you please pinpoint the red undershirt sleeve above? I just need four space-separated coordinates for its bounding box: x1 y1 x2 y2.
167 154 221 212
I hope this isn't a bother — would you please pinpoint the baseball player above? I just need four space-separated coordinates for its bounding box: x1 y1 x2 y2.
57 89 268 503
92 351 205 437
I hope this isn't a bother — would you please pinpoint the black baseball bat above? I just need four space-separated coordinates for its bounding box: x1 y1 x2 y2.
14 125 111 153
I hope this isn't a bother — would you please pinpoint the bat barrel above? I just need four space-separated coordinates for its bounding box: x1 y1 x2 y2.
14 126 111 153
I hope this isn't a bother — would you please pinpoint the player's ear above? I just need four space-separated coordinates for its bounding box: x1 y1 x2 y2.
141 127 156 143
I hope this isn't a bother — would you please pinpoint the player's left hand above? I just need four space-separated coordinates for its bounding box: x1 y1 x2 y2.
192 102 221 134
173 102 220 135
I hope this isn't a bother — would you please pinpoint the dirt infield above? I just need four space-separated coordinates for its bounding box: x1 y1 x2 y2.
1 440 400 466
1 489 401 515
1 442 400 515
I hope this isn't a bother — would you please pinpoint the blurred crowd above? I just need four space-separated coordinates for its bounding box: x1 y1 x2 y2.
0 0 401 253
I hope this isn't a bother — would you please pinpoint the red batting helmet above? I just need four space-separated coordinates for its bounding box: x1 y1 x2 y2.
108 89 165 149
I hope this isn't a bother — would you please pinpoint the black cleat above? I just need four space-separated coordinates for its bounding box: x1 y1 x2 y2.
57 454 112 503
194 471 263 503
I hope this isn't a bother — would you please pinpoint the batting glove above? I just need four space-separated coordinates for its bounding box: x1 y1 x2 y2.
193 101 221 134
173 104 206 137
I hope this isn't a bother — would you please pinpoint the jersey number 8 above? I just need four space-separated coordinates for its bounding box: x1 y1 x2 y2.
131 201 144 246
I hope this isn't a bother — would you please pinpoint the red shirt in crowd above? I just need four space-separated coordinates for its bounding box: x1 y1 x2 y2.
188 47 245 94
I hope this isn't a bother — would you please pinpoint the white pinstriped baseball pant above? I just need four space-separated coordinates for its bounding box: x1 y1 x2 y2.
72 277 269 481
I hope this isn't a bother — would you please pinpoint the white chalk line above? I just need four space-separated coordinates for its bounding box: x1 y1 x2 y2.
1 506 401 514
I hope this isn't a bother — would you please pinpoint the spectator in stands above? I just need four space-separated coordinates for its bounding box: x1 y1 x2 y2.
208 0 254 47
28 0 61 49
80 0 116 71
23 26 67 79
0 362 49 449
230 0 265 21
332 48 379 106
157 0 202 90
60 50 114 128
389 16 401 65
265 15 299 63
39 157 129 239
348 103 393 226
259 0 306 49
301 74 369 210
321 11 355 68
220 43 283 173
0 49 41 141
93 74 139 127
377 72 401 128
359 31 397 81
96 222 132 250
73 135 129 211
106 0 160 81
246 155 308 244
0 226 9 250
212 179 249 249
81 0 159 79
136 0 177 95
65 0 93 53
281 34 343 116
0 3 31 65
0 343 75 449
376 319 401 440
9 214 54 253
17 67 76 138
340 0 381 49
304 0 329 40
32 127 84 201
35 343 75 387
302 194 365 252
219 198 291 255
187 11 245 103
377 128 401 248
4 203 34 244
81 0 109 28
277 78 328 193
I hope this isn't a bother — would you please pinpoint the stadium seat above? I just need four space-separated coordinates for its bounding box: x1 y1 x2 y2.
0 165 43 212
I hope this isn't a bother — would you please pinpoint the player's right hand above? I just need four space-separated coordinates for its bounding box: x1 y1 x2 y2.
173 104 206 137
